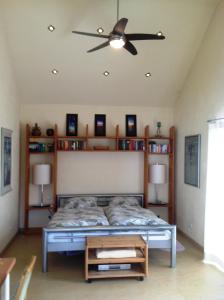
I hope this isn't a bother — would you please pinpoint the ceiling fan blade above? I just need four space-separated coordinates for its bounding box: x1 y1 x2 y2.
72 31 109 39
123 41 137 55
126 33 165 40
87 41 110 53
112 18 128 34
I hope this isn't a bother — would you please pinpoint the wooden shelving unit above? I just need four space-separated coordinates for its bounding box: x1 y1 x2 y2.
144 126 175 224
85 235 148 282
24 124 58 232
24 123 175 231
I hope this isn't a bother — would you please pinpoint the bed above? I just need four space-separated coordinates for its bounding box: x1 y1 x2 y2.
42 194 176 272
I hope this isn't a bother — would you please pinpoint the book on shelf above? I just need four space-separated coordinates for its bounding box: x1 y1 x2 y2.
118 139 144 151
148 142 170 154
57 140 85 151
29 142 54 153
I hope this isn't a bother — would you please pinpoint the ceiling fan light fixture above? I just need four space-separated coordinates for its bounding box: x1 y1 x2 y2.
109 36 125 49
157 31 163 36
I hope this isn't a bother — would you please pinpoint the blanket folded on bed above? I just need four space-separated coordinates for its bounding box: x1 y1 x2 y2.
96 248 137 259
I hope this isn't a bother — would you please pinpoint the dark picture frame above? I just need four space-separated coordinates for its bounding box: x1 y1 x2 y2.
126 115 137 137
184 134 201 187
95 114 106 136
66 114 78 136
1 128 12 195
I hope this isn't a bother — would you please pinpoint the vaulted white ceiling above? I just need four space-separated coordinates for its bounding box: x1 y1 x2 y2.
1 0 220 107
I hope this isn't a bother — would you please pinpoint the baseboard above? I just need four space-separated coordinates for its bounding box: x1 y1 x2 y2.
177 228 204 252
0 230 19 256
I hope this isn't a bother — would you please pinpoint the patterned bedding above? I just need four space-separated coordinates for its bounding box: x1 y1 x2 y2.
104 205 168 226
48 195 168 228
48 207 109 228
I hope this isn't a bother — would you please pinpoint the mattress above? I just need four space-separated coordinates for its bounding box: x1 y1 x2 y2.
48 207 109 228
104 205 168 226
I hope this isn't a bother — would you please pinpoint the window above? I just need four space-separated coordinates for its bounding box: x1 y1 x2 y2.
204 119 224 271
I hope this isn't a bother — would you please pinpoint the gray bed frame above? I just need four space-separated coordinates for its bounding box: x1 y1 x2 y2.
42 194 176 272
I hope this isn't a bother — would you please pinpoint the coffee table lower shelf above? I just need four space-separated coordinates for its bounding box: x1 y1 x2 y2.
85 235 148 282
88 265 145 279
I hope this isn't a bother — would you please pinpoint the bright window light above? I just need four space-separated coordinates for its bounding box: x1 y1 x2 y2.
204 119 224 271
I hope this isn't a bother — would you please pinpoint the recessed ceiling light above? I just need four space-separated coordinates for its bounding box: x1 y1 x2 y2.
51 69 59 75
145 72 151 77
103 71 110 76
157 31 163 36
48 25 55 32
97 27 104 34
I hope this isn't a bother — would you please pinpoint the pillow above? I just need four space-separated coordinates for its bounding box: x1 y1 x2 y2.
63 197 97 209
109 196 140 207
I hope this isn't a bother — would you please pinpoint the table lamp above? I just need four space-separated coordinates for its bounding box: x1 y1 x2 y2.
32 164 51 207
149 163 166 204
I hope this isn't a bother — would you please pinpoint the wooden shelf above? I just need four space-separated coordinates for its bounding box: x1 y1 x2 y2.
88 249 145 264
29 152 55 155
118 136 145 140
24 123 175 230
58 136 86 139
28 205 51 211
25 124 58 232
148 152 170 155
148 136 171 140
148 203 168 207
117 150 144 152
88 265 145 279
145 126 175 224
57 149 145 152
87 136 116 139
29 136 55 139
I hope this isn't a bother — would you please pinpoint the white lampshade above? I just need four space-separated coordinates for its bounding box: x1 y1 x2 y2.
33 164 51 185
149 164 166 184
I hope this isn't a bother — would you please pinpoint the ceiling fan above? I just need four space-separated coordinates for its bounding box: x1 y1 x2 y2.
72 0 165 55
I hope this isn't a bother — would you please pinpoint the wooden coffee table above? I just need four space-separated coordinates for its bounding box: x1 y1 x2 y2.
85 235 148 282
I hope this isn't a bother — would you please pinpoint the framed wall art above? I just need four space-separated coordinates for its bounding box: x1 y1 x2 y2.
66 114 78 136
1 128 12 195
95 114 106 136
126 115 137 137
184 134 201 187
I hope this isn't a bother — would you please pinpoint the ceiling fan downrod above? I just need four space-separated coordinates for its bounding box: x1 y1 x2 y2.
117 0 119 22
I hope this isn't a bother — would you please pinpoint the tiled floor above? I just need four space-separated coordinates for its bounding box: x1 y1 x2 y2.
3 233 224 300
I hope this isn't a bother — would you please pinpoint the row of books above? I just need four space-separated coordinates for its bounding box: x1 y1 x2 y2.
149 143 170 153
29 142 54 153
57 140 85 151
118 140 145 151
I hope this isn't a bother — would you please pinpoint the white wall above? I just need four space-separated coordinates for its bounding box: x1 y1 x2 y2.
20 104 173 227
175 1 224 246
0 16 20 251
